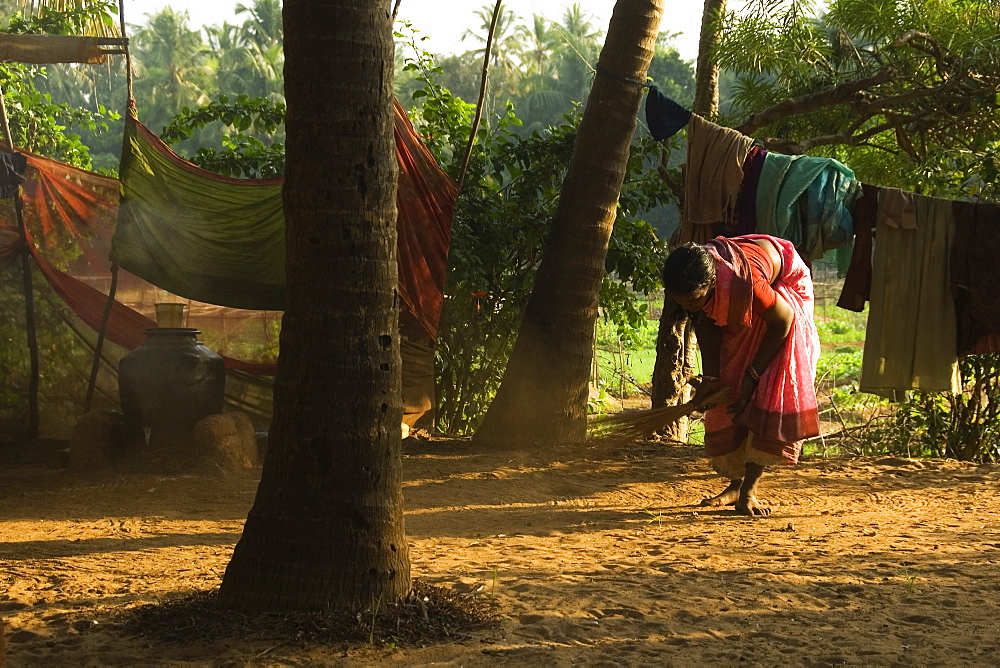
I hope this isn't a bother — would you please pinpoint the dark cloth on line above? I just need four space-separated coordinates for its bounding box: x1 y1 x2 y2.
951 199 1000 355
837 183 880 312
861 194 959 395
645 87 691 141
734 146 767 237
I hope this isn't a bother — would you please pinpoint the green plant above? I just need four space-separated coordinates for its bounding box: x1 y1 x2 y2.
897 566 921 593
368 595 382 645
643 508 665 526
854 354 1000 462
160 94 286 178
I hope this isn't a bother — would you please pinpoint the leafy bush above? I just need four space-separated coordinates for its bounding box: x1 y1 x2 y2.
160 94 286 178
857 354 1000 462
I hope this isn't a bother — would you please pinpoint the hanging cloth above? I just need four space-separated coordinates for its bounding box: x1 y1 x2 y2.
112 100 456 339
836 183 880 312
680 115 754 244
111 116 286 311
645 87 691 141
951 199 1000 355
754 152 860 261
861 194 960 396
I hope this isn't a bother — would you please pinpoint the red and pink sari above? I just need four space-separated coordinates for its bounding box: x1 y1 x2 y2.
701 235 820 476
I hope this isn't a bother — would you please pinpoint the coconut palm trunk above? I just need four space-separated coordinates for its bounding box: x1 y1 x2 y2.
693 0 726 116
474 0 664 446
219 0 410 612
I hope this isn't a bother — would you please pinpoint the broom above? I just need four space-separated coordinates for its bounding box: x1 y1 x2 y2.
590 387 731 439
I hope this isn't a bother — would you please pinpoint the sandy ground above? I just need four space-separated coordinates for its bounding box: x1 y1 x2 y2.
2 435 1000 666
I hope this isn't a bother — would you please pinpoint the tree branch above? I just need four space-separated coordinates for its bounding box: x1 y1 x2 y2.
656 146 684 204
757 121 896 154
735 69 895 135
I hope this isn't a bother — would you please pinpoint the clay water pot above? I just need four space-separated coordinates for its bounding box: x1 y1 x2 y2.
118 328 225 457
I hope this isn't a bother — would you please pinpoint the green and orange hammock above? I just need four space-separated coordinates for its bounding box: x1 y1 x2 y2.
0 101 456 375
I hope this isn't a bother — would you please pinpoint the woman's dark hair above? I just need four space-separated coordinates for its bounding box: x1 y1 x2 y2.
660 243 715 296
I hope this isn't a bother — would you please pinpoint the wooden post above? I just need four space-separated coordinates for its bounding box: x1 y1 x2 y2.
0 87 39 440
84 265 119 412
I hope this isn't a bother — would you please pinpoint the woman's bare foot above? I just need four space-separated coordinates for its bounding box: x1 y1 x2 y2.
735 493 771 516
700 479 742 507
735 462 770 515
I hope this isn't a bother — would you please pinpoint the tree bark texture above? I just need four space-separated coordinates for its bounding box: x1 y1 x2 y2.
650 300 696 439
474 0 664 447
219 0 410 612
692 0 725 117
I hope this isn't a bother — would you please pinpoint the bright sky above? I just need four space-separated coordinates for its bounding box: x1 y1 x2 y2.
121 0 705 61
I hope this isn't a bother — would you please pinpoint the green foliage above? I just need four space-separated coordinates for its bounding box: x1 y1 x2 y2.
594 313 658 398
161 94 286 178
398 11 695 138
0 266 97 440
0 6 120 170
816 346 863 385
646 38 697 107
716 0 1000 199
6 1 118 36
859 355 1000 463
0 64 118 169
814 315 865 344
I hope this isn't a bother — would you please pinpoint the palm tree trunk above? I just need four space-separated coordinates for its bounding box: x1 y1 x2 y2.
693 0 726 116
474 0 664 447
219 0 410 612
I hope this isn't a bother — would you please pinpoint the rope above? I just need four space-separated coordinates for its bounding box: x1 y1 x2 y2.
117 0 134 114
83 1 133 414
542 17 597 76
594 63 653 89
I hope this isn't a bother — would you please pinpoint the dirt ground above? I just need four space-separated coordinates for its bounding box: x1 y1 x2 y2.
2 435 1000 666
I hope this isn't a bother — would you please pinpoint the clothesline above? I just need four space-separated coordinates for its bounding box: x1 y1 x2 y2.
646 90 1000 396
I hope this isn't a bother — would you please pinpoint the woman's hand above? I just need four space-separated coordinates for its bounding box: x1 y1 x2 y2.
692 376 723 409
728 373 758 415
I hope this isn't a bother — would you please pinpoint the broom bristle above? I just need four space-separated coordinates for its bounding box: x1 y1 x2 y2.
590 388 731 439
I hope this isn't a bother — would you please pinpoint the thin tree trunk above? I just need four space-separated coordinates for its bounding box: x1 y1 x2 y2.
474 0 664 447
457 0 503 193
692 0 725 117
219 0 410 613
650 300 695 438
651 0 725 429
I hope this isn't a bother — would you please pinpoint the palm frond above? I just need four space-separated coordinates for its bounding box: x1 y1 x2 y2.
21 0 120 38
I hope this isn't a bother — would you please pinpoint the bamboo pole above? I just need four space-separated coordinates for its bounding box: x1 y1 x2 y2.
118 0 133 107
0 87 39 440
456 0 503 193
84 265 118 412
85 0 132 410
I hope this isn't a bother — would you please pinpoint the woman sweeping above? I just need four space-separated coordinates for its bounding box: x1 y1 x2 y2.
661 235 820 516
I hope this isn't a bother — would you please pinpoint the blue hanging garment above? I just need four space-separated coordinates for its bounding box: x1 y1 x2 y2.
645 87 691 141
